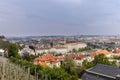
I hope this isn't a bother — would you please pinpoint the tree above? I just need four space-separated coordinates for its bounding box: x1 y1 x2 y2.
42 67 71 80
82 54 117 70
93 54 110 65
106 47 113 51
76 65 85 78
78 46 92 52
72 49 78 53
8 43 18 58
61 57 78 80
22 54 36 62
82 60 94 69
0 39 10 49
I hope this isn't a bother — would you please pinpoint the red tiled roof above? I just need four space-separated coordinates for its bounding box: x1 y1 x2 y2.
91 50 109 57
34 54 58 66
65 54 85 60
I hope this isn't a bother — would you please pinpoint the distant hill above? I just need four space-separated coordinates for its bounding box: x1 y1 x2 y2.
0 36 10 49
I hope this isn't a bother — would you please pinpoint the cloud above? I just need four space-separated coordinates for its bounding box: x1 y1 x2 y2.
54 0 81 4
1 0 120 36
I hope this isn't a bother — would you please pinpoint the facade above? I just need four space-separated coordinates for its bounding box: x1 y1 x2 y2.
36 47 67 54
66 42 87 52
19 47 67 55
34 54 61 67
19 47 35 55
0 49 4 56
91 50 110 57
65 54 85 65
81 64 120 80
113 48 120 53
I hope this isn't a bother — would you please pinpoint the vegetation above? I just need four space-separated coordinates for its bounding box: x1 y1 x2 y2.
0 57 34 80
9 57 79 80
61 57 78 79
5 43 117 80
41 67 71 80
78 46 92 52
72 46 92 53
8 43 19 58
112 55 120 59
82 54 116 69
0 39 10 49
106 47 113 51
54 53 63 56
22 53 36 62
72 49 78 53
7 43 79 80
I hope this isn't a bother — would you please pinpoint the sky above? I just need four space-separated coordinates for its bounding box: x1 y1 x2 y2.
0 0 120 37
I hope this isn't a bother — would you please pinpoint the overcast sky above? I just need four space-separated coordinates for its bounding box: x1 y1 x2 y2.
0 0 120 37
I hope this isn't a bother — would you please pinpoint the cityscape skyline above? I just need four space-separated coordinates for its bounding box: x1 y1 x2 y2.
1 0 120 37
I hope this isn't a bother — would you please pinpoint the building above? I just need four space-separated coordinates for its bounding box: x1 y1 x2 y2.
0 49 4 56
81 64 120 80
91 50 110 57
36 47 67 54
19 47 35 55
34 54 61 67
65 42 87 52
19 46 67 55
65 54 85 65
113 48 120 53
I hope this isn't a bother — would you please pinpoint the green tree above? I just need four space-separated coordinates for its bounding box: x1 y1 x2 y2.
61 57 76 75
0 39 10 49
42 67 71 80
75 65 85 78
22 53 36 62
93 54 110 65
82 60 94 69
82 54 116 69
72 48 78 53
8 43 18 58
92 54 116 66
61 57 78 80
106 47 113 51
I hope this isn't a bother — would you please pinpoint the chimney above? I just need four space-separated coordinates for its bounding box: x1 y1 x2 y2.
116 74 120 80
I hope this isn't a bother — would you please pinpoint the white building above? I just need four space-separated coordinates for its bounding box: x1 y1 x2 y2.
36 47 67 54
19 47 35 55
65 42 87 52
0 49 4 56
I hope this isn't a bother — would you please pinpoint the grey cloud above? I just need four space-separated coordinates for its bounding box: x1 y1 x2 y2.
0 0 120 36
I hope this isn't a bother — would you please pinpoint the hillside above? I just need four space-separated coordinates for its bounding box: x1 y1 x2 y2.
0 56 34 80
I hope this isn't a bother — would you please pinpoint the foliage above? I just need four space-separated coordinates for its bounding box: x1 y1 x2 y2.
0 39 10 49
82 59 94 69
92 54 110 65
112 55 120 59
41 67 71 80
82 54 117 69
72 48 78 53
22 54 36 62
75 65 85 78
8 43 19 58
0 57 34 80
8 42 117 80
61 57 78 80
106 47 113 51
9 56 78 80
72 46 92 53
54 53 63 56
78 46 92 52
